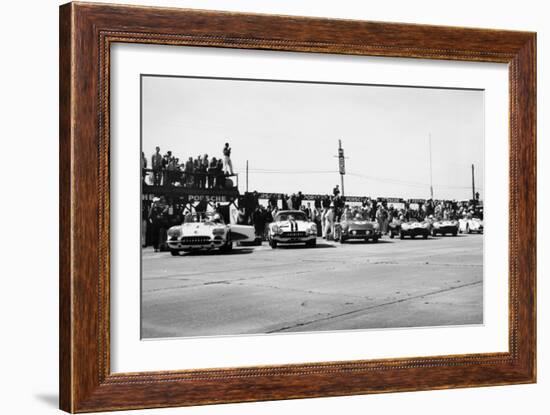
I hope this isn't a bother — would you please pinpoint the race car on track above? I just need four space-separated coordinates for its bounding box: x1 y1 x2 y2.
389 217 431 239
334 213 381 243
459 217 484 234
431 219 459 236
267 210 317 248
166 212 255 255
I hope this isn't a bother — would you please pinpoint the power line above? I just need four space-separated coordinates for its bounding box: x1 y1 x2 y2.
347 171 483 190
234 167 483 191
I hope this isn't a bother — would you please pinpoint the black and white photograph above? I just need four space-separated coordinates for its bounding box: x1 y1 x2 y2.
140 74 484 339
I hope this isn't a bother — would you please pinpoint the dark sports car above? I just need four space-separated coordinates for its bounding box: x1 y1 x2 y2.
431 219 459 236
334 214 381 243
389 218 431 239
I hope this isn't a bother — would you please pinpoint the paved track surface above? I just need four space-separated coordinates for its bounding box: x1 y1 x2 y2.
141 234 483 338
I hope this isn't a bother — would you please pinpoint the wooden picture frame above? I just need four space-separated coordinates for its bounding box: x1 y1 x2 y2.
59 2 536 412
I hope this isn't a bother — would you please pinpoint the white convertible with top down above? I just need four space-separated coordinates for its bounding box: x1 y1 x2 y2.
267 210 317 248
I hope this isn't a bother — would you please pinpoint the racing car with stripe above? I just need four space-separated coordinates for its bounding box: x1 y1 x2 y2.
267 210 317 248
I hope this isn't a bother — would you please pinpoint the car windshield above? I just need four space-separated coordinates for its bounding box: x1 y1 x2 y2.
183 212 225 225
276 212 307 222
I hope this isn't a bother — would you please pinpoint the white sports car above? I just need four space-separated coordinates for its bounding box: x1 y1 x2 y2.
166 212 255 255
459 217 484 234
268 210 317 248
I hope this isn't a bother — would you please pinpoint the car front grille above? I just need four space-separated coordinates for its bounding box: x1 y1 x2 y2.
349 229 367 235
181 236 211 245
281 231 306 238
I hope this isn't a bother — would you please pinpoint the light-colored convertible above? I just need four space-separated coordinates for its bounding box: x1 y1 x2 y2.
166 212 255 255
267 210 317 248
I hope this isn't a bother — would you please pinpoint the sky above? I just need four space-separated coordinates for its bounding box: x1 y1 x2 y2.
142 75 484 200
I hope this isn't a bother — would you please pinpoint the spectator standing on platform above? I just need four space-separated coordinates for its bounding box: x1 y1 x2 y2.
141 151 147 184
222 142 234 175
200 154 209 189
166 156 178 185
194 156 203 189
207 157 217 189
151 146 163 186
194 156 201 186
215 159 224 188
333 184 340 197
162 151 173 185
184 157 194 187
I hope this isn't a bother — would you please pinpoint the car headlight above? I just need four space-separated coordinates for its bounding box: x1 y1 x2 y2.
373 223 380 230
309 224 317 234
212 227 225 236
272 225 280 234
167 227 181 238
433 223 440 228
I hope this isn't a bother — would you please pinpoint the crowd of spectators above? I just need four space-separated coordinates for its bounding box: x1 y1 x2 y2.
142 143 235 189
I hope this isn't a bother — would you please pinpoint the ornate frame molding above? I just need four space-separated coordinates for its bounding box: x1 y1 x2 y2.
60 2 536 412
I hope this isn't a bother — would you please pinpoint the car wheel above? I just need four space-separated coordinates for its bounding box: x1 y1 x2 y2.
372 236 379 243
269 239 277 249
432 229 437 237
452 231 457 236
170 249 180 256
399 232 405 240
423 234 428 239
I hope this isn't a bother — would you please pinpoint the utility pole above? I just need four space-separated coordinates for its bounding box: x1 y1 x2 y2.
471 163 475 201
335 139 347 197
429 133 434 199
246 160 249 193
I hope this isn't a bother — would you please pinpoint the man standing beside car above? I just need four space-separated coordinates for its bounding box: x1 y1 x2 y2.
148 197 169 252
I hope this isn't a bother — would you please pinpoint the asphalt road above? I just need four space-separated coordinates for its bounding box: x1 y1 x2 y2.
141 234 483 338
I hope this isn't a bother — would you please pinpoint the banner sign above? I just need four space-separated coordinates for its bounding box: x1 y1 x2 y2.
338 148 345 175
188 194 227 203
